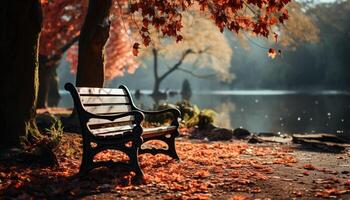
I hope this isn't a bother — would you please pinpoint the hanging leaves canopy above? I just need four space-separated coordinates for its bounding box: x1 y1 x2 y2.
129 0 291 54
39 0 291 79
40 0 86 57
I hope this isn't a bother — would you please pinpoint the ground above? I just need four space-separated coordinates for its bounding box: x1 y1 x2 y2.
1 132 350 200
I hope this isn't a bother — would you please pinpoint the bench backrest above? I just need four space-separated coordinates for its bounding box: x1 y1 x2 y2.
65 83 137 132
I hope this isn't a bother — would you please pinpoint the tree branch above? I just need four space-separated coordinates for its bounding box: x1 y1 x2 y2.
242 1 258 15
60 35 80 53
152 48 159 79
44 35 80 62
177 67 217 79
158 48 193 81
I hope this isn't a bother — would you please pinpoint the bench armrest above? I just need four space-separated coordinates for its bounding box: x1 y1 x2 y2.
139 108 180 118
138 108 181 126
117 85 180 124
85 110 144 124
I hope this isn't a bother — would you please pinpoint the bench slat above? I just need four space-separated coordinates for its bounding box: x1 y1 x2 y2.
85 105 131 114
91 125 135 135
77 87 127 96
142 126 177 139
88 116 134 129
89 121 134 129
92 125 177 138
81 96 130 105
96 132 125 138
88 116 134 126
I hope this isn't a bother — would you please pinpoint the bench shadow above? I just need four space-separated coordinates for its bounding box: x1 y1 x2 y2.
2 161 143 199
2 153 177 199
23 167 142 199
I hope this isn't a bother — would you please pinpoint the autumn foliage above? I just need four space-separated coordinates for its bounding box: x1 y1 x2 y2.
40 0 291 77
129 0 291 54
40 0 85 57
40 0 138 80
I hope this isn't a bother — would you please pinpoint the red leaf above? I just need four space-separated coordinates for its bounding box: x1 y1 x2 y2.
176 35 183 42
132 43 140 56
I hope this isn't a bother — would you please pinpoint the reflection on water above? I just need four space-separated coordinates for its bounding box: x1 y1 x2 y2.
59 90 350 134
214 101 235 129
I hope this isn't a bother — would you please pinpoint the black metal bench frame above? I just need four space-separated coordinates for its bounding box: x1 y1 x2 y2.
65 83 181 178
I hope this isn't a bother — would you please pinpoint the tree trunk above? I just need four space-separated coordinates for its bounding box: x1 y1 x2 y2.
152 48 162 96
48 67 60 107
37 55 61 108
153 80 162 96
0 0 42 147
37 56 50 108
76 0 112 87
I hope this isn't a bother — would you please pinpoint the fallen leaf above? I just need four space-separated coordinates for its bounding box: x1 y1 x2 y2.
303 164 316 170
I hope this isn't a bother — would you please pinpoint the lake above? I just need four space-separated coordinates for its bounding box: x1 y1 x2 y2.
59 90 350 134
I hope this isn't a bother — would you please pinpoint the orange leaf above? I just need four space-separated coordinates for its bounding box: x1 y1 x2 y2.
303 164 316 170
268 48 277 59
232 195 248 200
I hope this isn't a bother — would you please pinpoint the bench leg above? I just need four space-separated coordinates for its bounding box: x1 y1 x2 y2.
79 139 94 175
79 144 93 175
166 133 180 161
127 144 144 178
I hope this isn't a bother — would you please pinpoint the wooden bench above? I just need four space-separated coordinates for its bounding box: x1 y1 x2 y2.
64 83 181 177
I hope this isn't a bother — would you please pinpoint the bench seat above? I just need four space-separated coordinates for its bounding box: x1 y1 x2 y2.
90 125 177 140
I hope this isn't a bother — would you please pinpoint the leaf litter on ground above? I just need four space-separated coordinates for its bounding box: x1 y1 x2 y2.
0 134 349 199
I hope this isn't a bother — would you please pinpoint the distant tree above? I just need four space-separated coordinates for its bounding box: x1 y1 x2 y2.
137 13 234 96
231 1 319 59
277 2 319 48
230 1 350 90
1 0 42 147
309 0 350 88
266 0 350 88
181 79 192 100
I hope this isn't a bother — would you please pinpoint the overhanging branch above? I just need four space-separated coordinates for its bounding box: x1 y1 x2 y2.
177 67 217 79
46 35 80 62
158 48 193 81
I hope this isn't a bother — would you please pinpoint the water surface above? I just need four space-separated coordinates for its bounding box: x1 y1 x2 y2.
59 90 350 134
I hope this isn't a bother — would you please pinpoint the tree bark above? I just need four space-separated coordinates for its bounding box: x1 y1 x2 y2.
37 56 50 108
153 80 162 96
0 0 42 147
48 67 60 107
76 0 112 87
